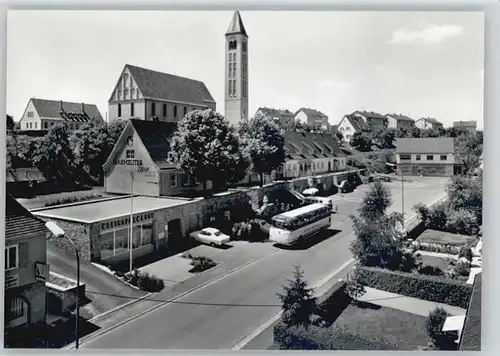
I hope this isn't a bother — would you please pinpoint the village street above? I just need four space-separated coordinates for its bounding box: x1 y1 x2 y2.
80 177 450 350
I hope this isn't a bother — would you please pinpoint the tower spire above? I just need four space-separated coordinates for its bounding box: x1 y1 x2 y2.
226 11 248 37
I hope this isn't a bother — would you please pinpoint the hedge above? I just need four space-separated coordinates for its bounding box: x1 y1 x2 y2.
355 266 472 308
274 322 398 350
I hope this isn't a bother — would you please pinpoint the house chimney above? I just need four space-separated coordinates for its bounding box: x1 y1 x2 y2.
81 102 85 113
60 100 64 112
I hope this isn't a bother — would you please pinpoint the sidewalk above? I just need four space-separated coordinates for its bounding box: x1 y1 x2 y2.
358 287 466 317
416 250 457 259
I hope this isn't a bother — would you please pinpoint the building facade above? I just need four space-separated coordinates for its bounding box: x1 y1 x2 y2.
415 117 444 130
255 107 295 129
337 114 368 143
280 131 346 179
225 11 249 126
294 108 329 130
108 65 216 123
350 111 388 131
5 194 48 346
19 98 103 132
386 114 415 131
103 119 204 197
453 121 477 133
395 137 455 176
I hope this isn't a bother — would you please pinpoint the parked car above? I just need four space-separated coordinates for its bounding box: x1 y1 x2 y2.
338 180 352 193
373 175 392 182
305 196 338 214
189 227 231 246
302 188 319 196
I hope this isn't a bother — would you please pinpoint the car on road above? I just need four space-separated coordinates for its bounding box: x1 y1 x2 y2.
189 228 231 247
370 175 392 183
305 196 338 214
338 180 352 193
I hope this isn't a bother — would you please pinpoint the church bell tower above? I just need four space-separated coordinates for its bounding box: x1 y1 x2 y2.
224 11 249 126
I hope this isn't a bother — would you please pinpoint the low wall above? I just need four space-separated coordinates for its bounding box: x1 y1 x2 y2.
46 272 86 314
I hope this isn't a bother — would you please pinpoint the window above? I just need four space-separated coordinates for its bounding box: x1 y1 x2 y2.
416 155 421 161
174 105 178 118
124 89 129 100
170 173 177 187
70 123 74 130
426 155 434 161
242 41 247 52
7 296 25 321
5 245 18 270
126 150 135 159
123 73 128 88
44 122 48 129
131 102 135 116
29 122 32 129
399 154 411 160
229 40 237 50
232 80 236 96
34 122 37 129
118 103 122 117
27 111 34 118
151 102 156 116
163 104 167 117
440 155 447 161
51 122 54 126
117 90 122 100
184 106 187 116
228 80 233 95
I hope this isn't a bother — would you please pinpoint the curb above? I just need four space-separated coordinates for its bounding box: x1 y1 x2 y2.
65 248 280 349
231 258 357 350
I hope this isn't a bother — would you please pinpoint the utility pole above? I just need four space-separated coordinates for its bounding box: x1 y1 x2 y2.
129 172 134 274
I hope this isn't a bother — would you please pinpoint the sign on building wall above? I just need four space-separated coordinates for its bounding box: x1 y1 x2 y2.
35 261 48 281
101 212 154 232
114 136 151 173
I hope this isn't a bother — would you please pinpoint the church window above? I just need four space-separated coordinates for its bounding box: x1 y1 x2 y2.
183 106 187 117
229 40 237 50
232 80 236 96
163 104 167 117
131 102 135 116
118 103 122 117
116 90 121 100
228 80 232 95
174 105 178 118
151 102 156 116
124 89 129 100
123 73 128 88
242 41 247 52
130 88 135 98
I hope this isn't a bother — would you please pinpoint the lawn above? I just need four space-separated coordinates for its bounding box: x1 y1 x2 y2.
331 302 431 350
418 254 452 271
416 229 476 246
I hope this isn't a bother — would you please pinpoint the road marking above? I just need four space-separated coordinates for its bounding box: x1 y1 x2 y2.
66 248 281 349
230 194 446 351
231 258 356 350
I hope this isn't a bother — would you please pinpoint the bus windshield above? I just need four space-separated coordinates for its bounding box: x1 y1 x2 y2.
271 204 330 232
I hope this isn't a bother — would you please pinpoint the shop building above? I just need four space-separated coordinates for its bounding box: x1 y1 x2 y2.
5 194 48 347
102 118 205 197
395 137 455 177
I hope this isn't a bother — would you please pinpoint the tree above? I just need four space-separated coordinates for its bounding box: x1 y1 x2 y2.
374 128 396 148
409 126 422 138
350 129 373 152
335 131 344 145
345 272 366 303
69 122 116 184
446 177 482 224
425 307 457 350
277 265 318 329
6 115 15 131
358 181 392 222
239 114 286 187
168 109 248 195
32 124 77 186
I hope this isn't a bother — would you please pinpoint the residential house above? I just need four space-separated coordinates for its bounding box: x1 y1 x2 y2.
103 119 204 197
453 121 477 134
19 98 103 132
337 114 368 143
108 64 216 123
5 194 48 347
386 113 415 131
395 137 455 176
280 131 346 179
254 107 295 129
415 117 444 130
294 108 330 131
350 111 388 131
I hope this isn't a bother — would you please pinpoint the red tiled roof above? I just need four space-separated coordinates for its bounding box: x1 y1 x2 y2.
124 64 216 106
6 194 47 241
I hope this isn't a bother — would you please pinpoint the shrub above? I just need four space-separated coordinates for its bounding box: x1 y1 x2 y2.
344 275 366 303
44 193 104 207
355 266 472 308
425 307 457 350
446 209 479 236
458 246 473 262
124 269 165 293
274 322 398 350
189 256 217 273
418 265 444 277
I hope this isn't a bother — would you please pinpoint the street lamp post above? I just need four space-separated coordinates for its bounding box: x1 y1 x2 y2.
130 172 134 274
45 222 80 349
401 165 405 230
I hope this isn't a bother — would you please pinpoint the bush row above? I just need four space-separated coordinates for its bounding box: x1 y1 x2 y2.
44 193 105 207
355 266 472 308
274 322 398 350
124 269 165 293
189 256 217 273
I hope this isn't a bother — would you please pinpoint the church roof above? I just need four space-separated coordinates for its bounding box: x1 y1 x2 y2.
115 65 216 106
226 11 248 37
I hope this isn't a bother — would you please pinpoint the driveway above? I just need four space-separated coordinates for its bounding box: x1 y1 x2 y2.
47 243 146 318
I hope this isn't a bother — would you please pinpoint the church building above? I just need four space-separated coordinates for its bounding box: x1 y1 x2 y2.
225 11 249 126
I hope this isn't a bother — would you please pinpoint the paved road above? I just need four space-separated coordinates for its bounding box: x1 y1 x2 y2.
82 177 449 350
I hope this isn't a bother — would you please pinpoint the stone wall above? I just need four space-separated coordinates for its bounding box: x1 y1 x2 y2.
45 218 92 261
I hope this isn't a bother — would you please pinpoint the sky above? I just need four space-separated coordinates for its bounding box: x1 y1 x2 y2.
7 11 484 129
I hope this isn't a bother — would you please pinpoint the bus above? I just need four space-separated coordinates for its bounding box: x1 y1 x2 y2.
304 196 338 214
269 203 331 245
